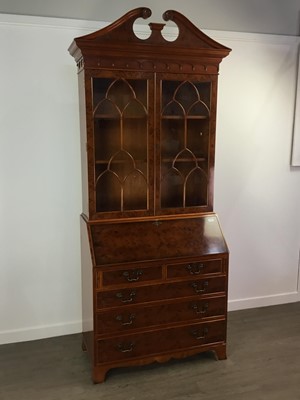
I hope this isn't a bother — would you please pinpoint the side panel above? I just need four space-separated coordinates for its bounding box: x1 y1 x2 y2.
80 216 94 363
78 70 89 217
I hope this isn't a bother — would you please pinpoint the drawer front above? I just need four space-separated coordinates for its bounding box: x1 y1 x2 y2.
97 320 226 363
167 259 223 279
101 266 162 287
97 276 227 309
96 296 226 335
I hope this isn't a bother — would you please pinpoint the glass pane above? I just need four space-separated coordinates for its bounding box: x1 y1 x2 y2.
93 77 149 213
186 119 209 172
160 79 211 209
162 101 184 117
96 171 121 212
123 118 147 161
188 101 210 117
94 98 120 117
161 119 184 159
94 119 120 160
124 171 148 210
161 168 183 208
173 81 199 111
186 169 207 206
109 150 135 181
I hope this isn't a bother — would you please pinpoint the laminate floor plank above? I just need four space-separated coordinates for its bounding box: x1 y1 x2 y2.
0 302 300 400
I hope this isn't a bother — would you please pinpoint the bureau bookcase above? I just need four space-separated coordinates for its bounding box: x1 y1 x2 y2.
69 8 231 383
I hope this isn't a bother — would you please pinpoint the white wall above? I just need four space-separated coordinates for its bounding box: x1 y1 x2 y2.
0 14 299 344
0 15 87 344
213 31 300 309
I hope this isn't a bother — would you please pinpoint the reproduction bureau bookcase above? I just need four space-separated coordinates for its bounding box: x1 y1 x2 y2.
69 8 231 383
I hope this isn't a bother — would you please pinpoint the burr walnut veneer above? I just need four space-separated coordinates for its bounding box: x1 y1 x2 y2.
69 8 231 383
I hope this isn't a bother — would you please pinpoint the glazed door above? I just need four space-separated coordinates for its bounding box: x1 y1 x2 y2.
87 71 154 219
155 74 217 216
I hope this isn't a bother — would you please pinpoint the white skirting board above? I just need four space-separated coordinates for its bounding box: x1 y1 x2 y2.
0 321 82 345
228 291 300 312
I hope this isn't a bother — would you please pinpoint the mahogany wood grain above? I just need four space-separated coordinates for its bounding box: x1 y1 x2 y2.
90 215 228 265
70 8 230 383
96 275 227 309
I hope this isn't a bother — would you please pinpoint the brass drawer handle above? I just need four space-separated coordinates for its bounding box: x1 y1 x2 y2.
117 342 135 353
186 263 204 275
116 313 136 326
191 302 209 315
123 269 143 282
191 281 209 293
116 291 136 303
191 327 208 340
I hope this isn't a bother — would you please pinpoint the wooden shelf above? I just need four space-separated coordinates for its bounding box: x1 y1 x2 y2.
162 157 206 163
94 115 147 120
161 115 208 120
95 159 147 165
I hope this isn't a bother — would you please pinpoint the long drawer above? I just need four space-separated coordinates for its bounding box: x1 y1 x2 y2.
97 276 226 309
96 319 226 364
96 295 226 335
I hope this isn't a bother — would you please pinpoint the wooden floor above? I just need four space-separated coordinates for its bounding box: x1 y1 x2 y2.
1 302 300 399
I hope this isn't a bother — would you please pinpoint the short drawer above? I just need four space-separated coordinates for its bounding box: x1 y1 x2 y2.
96 296 226 335
167 259 223 279
100 265 162 287
97 276 226 309
96 319 226 364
